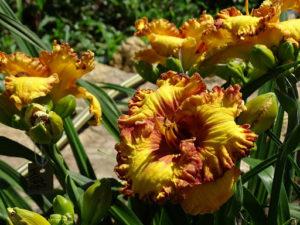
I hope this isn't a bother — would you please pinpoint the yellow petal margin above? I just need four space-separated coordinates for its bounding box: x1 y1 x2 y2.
115 72 257 213
75 87 102 125
39 41 95 99
181 167 240 215
5 74 59 110
0 52 48 77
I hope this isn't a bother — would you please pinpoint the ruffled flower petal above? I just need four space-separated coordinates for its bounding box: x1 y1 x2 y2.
148 34 185 57
116 117 204 202
39 41 95 99
116 119 176 201
202 18 300 72
115 72 256 208
176 85 256 181
0 52 48 77
123 71 206 123
135 48 166 65
135 17 180 37
73 87 102 125
5 74 59 109
253 0 300 22
179 14 214 41
181 167 240 215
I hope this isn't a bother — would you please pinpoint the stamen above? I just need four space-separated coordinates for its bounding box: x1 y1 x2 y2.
245 0 250 15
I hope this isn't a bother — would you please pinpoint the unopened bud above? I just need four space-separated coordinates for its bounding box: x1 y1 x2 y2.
54 95 76 118
247 62 266 81
250 45 276 71
278 40 296 63
53 195 74 219
8 207 50 225
24 103 47 127
134 61 160 83
214 59 247 84
81 179 112 225
48 214 63 225
35 95 53 111
25 104 63 144
239 93 278 134
48 111 63 142
165 57 183 73
48 214 73 225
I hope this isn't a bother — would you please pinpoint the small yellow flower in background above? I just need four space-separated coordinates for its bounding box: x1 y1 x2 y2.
0 41 101 125
115 71 257 214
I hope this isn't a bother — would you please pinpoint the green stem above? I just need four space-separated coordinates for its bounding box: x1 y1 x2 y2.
242 62 299 99
267 125 300 225
42 144 69 190
42 144 81 212
63 117 96 179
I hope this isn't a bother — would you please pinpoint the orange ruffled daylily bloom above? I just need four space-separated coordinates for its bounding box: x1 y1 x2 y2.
115 71 257 214
199 0 300 73
135 0 300 74
0 42 101 125
134 15 213 70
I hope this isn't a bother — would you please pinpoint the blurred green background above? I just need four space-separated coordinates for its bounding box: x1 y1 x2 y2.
1 0 261 63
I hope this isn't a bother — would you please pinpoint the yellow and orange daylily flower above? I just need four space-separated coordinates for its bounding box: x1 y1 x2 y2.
135 0 300 74
134 14 214 70
199 0 300 73
0 42 101 125
115 71 257 214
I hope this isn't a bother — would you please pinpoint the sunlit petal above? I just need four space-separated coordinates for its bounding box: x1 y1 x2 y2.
5 74 59 109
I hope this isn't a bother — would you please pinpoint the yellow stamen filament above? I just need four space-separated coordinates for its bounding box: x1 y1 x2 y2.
245 0 250 15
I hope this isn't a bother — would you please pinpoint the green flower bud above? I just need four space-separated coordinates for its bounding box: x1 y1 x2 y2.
81 179 112 225
27 122 52 144
297 50 300 62
247 62 266 81
48 214 73 225
214 59 247 84
35 96 53 111
61 216 73 225
53 95 76 118
53 195 74 219
239 93 278 134
6 218 14 225
24 103 48 127
134 61 160 83
25 104 63 144
278 40 296 63
8 207 50 225
165 57 183 73
250 45 276 71
48 111 64 142
48 214 63 225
